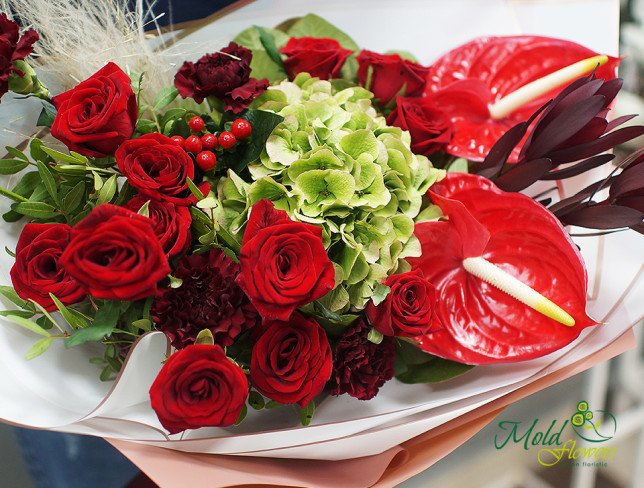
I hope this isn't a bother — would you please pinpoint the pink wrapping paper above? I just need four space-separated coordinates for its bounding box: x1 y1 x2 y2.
109 329 636 488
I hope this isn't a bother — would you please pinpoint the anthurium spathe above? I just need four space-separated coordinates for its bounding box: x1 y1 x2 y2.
409 173 597 364
424 36 620 161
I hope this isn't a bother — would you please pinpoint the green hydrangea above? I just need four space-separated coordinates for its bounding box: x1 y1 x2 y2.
218 73 445 314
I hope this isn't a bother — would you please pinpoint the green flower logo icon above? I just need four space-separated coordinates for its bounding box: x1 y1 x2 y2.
570 400 616 442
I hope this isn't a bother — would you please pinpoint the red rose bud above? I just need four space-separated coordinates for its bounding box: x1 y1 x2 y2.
201 132 218 150
356 50 429 106
152 249 259 349
150 344 248 434
10 223 85 312
218 131 236 150
236 199 335 321
0 13 39 100
60 204 170 301
196 150 217 172
251 314 332 407
280 37 352 80
188 115 205 132
116 132 208 206
231 118 252 140
331 321 395 401
366 270 439 338
174 42 252 104
124 196 191 259
386 97 454 156
51 62 137 157
170 135 185 147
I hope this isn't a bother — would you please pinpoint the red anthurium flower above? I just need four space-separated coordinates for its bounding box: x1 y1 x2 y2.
409 173 597 364
424 36 620 161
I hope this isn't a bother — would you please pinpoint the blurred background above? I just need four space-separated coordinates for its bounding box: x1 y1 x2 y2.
0 0 642 487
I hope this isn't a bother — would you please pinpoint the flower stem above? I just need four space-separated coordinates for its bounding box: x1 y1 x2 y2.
0 186 28 203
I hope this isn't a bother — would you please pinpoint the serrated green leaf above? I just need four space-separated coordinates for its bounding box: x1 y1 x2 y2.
97 174 117 204
0 159 29 175
25 337 52 360
371 282 391 306
36 161 58 204
367 327 384 344
153 86 179 111
13 201 59 219
3 315 51 337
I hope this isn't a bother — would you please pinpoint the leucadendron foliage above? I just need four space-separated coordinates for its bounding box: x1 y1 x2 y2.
216 73 445 319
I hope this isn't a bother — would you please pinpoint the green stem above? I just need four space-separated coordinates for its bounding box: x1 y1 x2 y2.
0 187 28 203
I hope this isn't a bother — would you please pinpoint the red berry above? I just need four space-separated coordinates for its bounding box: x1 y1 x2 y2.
201 133 218 150
196 151 217 172
231 118 252 140
218 131 237 150
189 116 205 132
184 135 203 153
170 135 185 147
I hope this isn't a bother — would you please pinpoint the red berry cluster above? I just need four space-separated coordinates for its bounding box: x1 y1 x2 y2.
170 116 253 172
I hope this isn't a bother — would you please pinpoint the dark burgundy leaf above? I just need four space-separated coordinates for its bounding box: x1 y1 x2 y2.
561 204 643 229
606 114 637 132
549 177 617 215
541 154 614 180
495 158 553 192
548 126 644 164
610 161 644 200
477 121 529 179
595 78 623 105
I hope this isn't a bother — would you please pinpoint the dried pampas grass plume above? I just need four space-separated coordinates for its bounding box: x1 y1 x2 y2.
0 0 177 93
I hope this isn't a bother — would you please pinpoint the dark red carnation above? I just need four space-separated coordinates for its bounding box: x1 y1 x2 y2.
0 13 38 100
10 223 85 311
236 199 335 321
149 344 248 434
124 196 191 259
116 132 209 206
60 204 169 301
331 321 395 400
174 41 267 111
51 62 137 157
152 249 259 349
386 97 453 156
280 37 352 80
357 50 430 106
250 313 332 407
366 270 439 338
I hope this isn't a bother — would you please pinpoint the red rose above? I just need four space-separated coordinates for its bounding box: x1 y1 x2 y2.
10 223 84 311
51 62 137 158
250 313 332 407
331 321 395 400
357 50 430 106
386 97 453 156
236 199 335 321
366 270 439 338
116 133 209 206
174 41 268 111
150 344 248 434
280 37 352 80
60 204 170 301
124 195 191 259
0 13 38 99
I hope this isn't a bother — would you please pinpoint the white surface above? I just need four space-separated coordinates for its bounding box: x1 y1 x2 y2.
0 0 641 462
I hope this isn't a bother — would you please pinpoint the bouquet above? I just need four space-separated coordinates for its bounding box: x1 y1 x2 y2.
0 6 642 444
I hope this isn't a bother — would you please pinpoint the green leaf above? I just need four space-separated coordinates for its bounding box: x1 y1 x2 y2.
136 119 157 134
153 86 179 111
49 294 89 329
367 328 384 345
395 341 474 384
25 337 52 360
186 177 205 200
0 310 33 318
0 159 29 175
29 139 52 163
131 319 152 332
167 274 183 289
234 27 289 82
36 102 57 128
288 14 359 51
265 400 284 409
256 26 284 68
100 366 112 381
3 315 51 337
4 246 15 257
36 161 58 204
65 302 121 347
195 329 214 345
42 146 86 164
371 282 391 306
5 146 28 161
299 401 316 426
12 171 41 197
384 50 419 62
446 158 469 173
248 390 265 410
0 285 30 308
235 403 248 425
61 181 86 214
136 200 150 218
13 201 59 219
96 174 118 204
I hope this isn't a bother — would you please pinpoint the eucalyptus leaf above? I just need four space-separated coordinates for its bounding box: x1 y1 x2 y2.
24 337 52 360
